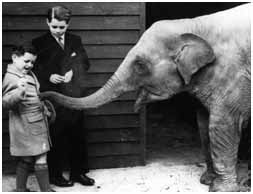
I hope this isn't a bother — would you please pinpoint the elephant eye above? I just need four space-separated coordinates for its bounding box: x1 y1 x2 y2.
134 60 150 75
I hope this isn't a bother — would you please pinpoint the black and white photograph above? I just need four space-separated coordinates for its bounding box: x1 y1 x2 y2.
2 1 251 192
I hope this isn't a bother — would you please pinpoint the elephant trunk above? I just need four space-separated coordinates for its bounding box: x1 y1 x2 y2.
40 73 126 110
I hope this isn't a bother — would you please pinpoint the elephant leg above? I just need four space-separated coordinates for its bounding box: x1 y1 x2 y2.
208 110 241 192
196 107 216 185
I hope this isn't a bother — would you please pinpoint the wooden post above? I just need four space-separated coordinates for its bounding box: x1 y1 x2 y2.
139 2 146 165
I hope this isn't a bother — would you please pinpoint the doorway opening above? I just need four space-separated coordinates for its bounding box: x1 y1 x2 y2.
146 93 203 165
144 2 247 165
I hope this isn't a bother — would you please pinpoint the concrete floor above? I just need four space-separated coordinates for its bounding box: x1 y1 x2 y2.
2 148 210 192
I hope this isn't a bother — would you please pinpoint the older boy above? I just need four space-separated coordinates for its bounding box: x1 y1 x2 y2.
32 5 94 187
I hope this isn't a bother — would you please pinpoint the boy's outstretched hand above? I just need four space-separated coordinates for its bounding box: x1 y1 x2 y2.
17 78 28 98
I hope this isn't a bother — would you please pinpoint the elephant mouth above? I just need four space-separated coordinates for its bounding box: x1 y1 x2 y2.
144 85 164 97
134 86 168 112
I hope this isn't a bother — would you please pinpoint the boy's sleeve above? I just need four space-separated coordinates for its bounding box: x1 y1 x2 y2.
32 38 57 91
2 76 25 110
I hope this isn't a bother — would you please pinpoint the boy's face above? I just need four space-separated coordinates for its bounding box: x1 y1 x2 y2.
12 52 37 74
47 18 69 38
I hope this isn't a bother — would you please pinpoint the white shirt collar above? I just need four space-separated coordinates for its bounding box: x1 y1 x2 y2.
52 34 65 44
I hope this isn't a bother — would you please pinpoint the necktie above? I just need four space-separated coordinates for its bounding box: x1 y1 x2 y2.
58 36 64 49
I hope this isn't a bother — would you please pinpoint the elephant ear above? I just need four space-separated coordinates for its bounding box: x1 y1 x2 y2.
174 33 215 84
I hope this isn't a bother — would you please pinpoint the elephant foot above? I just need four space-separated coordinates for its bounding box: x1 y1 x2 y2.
238 170 251 191
200 170 216 185
209 177 240 192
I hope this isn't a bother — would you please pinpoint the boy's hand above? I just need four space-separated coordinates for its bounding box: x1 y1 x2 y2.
64 69 73 83
42 100 56 124
49 74 65 84
17 78 28 98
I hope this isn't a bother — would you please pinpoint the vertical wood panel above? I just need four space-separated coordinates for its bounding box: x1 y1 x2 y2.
139 2 147 165
140 2 146 36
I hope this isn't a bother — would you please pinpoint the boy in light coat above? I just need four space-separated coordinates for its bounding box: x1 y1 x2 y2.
2 43 55 192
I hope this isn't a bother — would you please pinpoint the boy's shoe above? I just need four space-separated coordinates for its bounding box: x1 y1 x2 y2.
70 174 95 186
50 175 74 187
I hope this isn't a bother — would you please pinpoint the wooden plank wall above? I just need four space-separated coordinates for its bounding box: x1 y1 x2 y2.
2 2 146 173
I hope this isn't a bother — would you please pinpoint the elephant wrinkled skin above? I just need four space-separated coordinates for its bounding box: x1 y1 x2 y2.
40 4 251 192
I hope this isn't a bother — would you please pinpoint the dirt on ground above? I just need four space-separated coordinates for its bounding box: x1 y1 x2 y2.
2 106 250 192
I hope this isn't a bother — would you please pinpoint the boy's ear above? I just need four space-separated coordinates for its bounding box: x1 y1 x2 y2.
11 54 18 61
46 19 50 26
66 21 70 28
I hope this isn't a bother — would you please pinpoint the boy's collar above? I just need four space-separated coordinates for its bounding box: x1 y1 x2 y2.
6 64 29 78
51 33 65 42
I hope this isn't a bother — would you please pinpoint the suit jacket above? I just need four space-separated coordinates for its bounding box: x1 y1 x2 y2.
32 32 90 97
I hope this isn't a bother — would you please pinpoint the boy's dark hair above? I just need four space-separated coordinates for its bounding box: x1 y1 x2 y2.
47 5 71 23
12 42 37 56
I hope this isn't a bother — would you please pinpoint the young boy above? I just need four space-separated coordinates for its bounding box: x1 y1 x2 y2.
2 43 55 192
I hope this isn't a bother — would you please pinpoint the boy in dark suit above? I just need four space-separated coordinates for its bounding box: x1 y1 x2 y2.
32 5 95 187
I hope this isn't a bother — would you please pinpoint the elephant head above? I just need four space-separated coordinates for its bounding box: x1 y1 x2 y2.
41 22 215 111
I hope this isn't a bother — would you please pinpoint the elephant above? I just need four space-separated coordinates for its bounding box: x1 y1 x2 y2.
40 4 251 192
